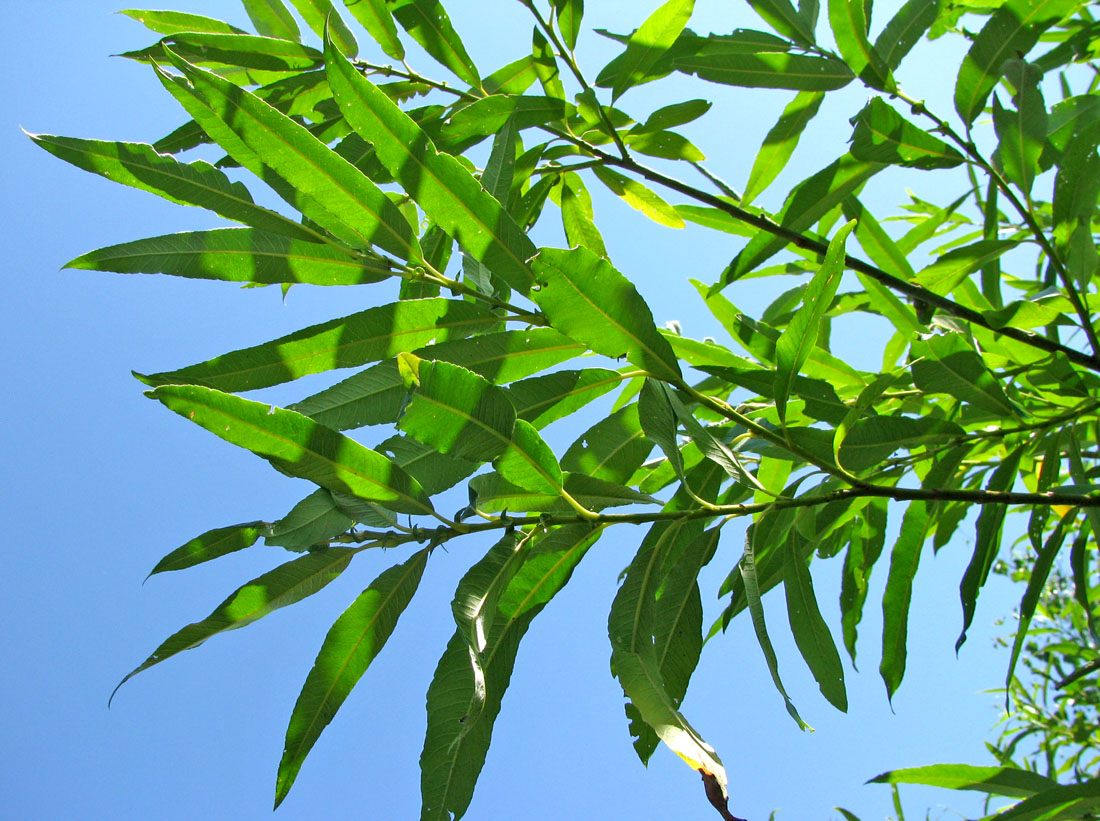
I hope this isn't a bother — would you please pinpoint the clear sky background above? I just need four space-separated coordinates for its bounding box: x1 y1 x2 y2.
4 2 1026 819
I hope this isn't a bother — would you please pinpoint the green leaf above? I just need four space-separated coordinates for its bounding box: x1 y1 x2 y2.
153 32 324 72
343 0 403 59
591 166 685 228
745 0 816 45
597 0 694 101
839 497 887 664
879 499 929 701
992 61 1046 196
742 90 824 205
26 133 323 242
287 0 358 55
507 368 623 428
241 0 301 40
441 95 567 142
850 98 965 170
827 0 893 91
562 404 653 485
953 0 1077 126
868 764 1058 798
623 129 705 161
119 9 248 35
113 548 354 702
494 419 564 495
375 435 477 496
147 522 268 578
740 518 811 728
267 488 355 551
389 0 479 87
910 333 1019 417
149 385 435 515
639 378 685 480
989 777 1100 820
873 0 938 72
397 359 517 463
156 53 420 261
1006 519 1067 699
773 220 854 425
1052 123 1100 289
141 298 494 392
551 0 584 50
326 39 538 294
912 239 1020 295
560 172 608 257
65 228 393 285
469 472 656 514
675 51 853 91
635 98 711 133
956 445 1025 651
784 529 847 710
421 525 600 821
274 548 427 807
531 247 683 382
721 154 881 287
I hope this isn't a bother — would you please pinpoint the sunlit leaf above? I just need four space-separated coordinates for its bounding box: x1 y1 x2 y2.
147 522 268 578
827 0 893 91
267 488 355 551
597 0 694 101
390 0 479 86
742 90 824 205
241 0 301 40
850 98 965 169
675 51 853 91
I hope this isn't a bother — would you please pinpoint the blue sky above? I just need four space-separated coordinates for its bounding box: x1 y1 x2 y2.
4 2 1023 819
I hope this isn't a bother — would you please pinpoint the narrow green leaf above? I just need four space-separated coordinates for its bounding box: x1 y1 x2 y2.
287 0 358 55
343 0 403 58
26 133 323 242
552 0 584 51
141 298 494 392
119 9 248 35
910 332 1019 417
153 32 324 72
147 522 268 578
494 419 564 495
531 247 683 382
591 166 685 228
872 0 938 72
469 472 656 514
784 530 847 710
742 90 824 205
397 359 517 462
913 239 1020 295
149 385 434 515
506 367 623 428
65 228 393 286
389 0 479 87
741 521 811 728
675 51 853 91
827 0 893 91
326 39 537 294
954 0 1077 125
879 500 929 700
1006 519 1067 699
721 154 881 287
1052 123 1100 289
991 61 1046 195
839 497 887 664
114 548 353 702
267 488 355 551
561 404 653 485
157 53 420 260
850 98 965 169
441 95 566 141
421 525 601 821
635 98 711 133
869 764 1057 799
639 378 685 480
274 549 427 807
375 435 477 496
560 172 608 257
241 0 301 40
956 445 1025 651
623 129 705 161
773 220 854 425
598 0 694 101
746 0 816 45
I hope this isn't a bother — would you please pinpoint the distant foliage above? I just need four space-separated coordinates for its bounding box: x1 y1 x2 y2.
35 0 1100 817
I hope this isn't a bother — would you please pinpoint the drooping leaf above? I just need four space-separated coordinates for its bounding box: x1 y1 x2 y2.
148 32 324 72
953 0 1077 125
114 548 354 702
421 525 601 821
839 497 887 664
991 60 1046 195
325 39 537 294
140 298 494 392
591 166 685 228
560 171 608 257
287 0 359 55
879 499 929 701
267 488 355 551
773 220 854 425
389 0 480 87
530 246 683 382
850 98 965 169
241 0 301 41
745 0 816 45
343 0 404 59
65 228 393 285
1006 519 1067 698
827 0 893 91
597 0 694 101
493 419 565 496
147 522 268 578
441 95 567 142
872 0 938 72
149 385 435 515
274 548 428 807
742 90 824 205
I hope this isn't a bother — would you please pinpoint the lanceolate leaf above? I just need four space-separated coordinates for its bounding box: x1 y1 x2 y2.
599 0 694 101
827 0 893 91
149 385 435 515
591 166 685 228
267 488 355 551
286 0 359 56
147 522 268 578
530 247 683 382
241 0 301 41
157 53 421 260
140 298 495 392
774 220 854 425
26 134 323 242
441 95 567 141
389 0 480 87
675 52 853 91
953 0 1077 125
274 548 428 808
910 333 1019 417
421 525 602 821
66 229 393 285
869 764 1058 799
552 0 584 50
494 418 564 495
746 0 816 45
152 32 324 72
1005 519 1066 698
742 90 825 205
873 0 938 72
992 61 1046 195
119 9 248 36
850 98 965 169
113 548 355 703
879 499 929 701
342 0 404 59
507 368 624 428
325 38 536 294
